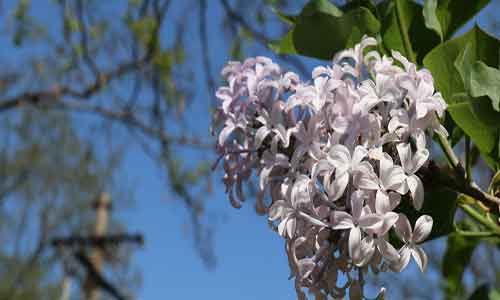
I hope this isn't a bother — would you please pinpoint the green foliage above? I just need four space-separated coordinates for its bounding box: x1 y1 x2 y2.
379 0 440 63
424 26 500 170
423 0 443 41
424 0 492 40
269 0 380 60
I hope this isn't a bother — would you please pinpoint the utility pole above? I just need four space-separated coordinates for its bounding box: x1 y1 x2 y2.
83 192 111 300
51 192 143 300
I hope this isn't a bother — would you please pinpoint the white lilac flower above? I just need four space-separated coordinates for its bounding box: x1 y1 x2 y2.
397 143 429 210
330 191 383 265
213 36 447 299
393 214 433 272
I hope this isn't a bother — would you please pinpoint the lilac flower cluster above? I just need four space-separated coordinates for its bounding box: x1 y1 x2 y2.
213 36 447 299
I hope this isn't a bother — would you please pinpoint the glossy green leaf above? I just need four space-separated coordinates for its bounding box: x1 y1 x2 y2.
379 0 440 64
268 30 297 55
300 0 343 17
469 62 500 111
270 1 380 60
455 40 500 114
424 26 500 170
423 0 443 41
433 0 492 40
447 101 500 170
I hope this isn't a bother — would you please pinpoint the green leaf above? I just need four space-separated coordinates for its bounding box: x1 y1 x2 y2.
447 101 500 170
268 30 297 55
468 284 491 300
423 0 443 41
433 0 492 40
469 62 500 111
443 227 480 300
300 0 343 17
379 0 440 64
424 26 500 170
490 289 500 300
270 1 380 60
454 39 500 114
271 7 297 25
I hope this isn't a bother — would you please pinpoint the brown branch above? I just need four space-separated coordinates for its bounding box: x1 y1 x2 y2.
419 161 500 211
199 0 216 96
53 100 213 149
51 233 144 248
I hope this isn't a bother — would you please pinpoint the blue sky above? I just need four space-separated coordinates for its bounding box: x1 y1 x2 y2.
1 0 499 299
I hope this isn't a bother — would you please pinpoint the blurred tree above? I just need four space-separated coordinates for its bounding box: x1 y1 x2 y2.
0 0 309 299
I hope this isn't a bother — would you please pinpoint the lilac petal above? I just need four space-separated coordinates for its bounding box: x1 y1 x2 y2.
218 124 236 146
392 245 411 272
352 145 368 165
388 192 402 210
394 213 412 243
375 189 390 214
297 258 316 279
379 212 399 235
411 245 428 272
357 236 376 266
407 174 424 210
330 211 354 230
311 159 334 182
349 226 362 262
413 215 433 243
379 153 394 184
332 116 350 134
351 190 365 220
413 129 427 150
396 143 412 173
328 172 349 201
412 149 429 173
268 200 286 221
388 109 409 133
384 165 407 191
259 166 273 191
353 163 379 190
277 218 287 237
315 205 330 219
286 217 297 238
298 211 329 227
358 213 383 231
377 238 399 262
254 126 270 149
328 144 351 170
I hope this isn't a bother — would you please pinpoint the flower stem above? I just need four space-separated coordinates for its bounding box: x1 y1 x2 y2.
465 136 472 184
395 0 415 63
458 203 500 235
